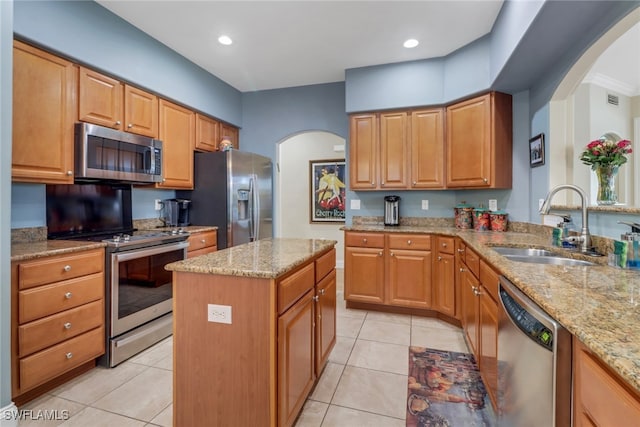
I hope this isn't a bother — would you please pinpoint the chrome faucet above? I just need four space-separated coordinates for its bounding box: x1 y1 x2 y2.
539 184 592 253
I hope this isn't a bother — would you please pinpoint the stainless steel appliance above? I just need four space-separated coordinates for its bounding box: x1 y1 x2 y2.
75 122 163 184
46 183 188 367
161 198 191 227
497 276 571 427
178 150 272 249
384 195 400 226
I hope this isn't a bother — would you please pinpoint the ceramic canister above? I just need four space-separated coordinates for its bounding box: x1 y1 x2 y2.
454 202 474 229
473 207 491 231
489 210 509 232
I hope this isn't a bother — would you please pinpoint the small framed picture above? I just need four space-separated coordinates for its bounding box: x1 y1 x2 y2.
529 133 545 167
310 159 346 223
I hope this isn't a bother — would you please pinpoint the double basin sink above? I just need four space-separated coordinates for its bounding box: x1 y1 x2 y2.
491 246 596 267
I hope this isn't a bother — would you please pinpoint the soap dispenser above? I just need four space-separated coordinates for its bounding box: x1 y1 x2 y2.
559 215 576 248
619 221 640 268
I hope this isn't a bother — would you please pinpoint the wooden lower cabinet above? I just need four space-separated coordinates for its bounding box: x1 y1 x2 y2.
344 245 385 304
573 339 640 426
315 269 337 374
478 261 499 407
434 236 455 317
460 266 479 356
387 248 432 308
186 229 217 258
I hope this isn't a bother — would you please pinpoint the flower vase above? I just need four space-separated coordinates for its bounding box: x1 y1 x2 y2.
595 164 619 205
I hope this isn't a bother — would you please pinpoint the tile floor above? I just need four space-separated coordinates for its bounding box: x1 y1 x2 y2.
17 269 470 427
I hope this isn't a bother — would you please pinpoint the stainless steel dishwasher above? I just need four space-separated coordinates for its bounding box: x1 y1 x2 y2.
497 276 572 427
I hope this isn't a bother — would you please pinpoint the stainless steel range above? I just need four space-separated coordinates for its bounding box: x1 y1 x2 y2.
46 184 189 367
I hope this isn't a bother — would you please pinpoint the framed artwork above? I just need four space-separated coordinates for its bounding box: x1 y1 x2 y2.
529 133 545 167
310 159 346 223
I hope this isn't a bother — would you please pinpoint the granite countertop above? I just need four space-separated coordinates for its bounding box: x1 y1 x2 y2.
344 224 640 395
11 240 106 262
165 237 337 279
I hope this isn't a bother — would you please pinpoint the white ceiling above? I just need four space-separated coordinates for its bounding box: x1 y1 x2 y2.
96 0 504 92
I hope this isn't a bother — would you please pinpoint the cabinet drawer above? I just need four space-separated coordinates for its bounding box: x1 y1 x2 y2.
387 234 431 250
19 273 104 323
187 246 217 259
479 260 500 301
465 247 480 278
19 249 104 290
345 232 384 248
436 236 455 254
315 248 336 282
278 263 315 314
19 300 103 357
19 326 104 392
188 231 217 252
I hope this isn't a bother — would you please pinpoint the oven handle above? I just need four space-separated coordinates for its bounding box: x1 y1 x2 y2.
111 240 189 262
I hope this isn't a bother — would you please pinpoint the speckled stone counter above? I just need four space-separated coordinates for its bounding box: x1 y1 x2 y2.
166 237 338 279
11 240 106 262
344 224 640 395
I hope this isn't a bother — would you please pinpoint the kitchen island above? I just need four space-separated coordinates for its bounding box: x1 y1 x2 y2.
165 237 337 427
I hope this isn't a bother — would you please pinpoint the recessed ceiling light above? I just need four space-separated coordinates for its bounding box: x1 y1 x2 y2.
403 39 419 49
218 35 233 46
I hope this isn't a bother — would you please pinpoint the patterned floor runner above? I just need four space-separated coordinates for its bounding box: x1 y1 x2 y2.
407 346 497 427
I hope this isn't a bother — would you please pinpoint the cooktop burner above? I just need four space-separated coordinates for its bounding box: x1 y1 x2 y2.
103 229 190 249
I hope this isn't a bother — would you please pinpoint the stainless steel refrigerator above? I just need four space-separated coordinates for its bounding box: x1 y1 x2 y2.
178 150 273 249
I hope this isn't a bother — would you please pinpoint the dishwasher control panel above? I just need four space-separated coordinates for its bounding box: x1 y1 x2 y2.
500 287 554 350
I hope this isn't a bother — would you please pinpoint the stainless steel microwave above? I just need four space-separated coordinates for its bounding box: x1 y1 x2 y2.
75 123 163 183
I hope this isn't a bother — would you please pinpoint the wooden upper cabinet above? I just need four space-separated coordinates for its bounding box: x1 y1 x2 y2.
220 122 239 149
349 113 378 189
446 92 512 189
379 111 409 189
157 99 194 189
411 108 444 188
78 68 158 137
12 40 77 184
195 114 220 152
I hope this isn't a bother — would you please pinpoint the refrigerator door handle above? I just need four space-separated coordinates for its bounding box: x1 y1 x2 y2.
248 176 255 241
251 174 260 241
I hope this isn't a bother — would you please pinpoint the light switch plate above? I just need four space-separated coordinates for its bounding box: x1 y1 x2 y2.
350 199 361 210
421 200 429 210
488 199 497 211
208 304 232 324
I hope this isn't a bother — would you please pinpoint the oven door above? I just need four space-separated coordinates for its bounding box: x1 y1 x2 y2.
109 241 187 337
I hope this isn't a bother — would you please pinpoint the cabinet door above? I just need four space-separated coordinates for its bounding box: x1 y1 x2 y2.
278 290 315 427
124 85 158 138
344 246 384 303
78 67 123 130
411 108 444 188
479 291 498 406
460 268 479 357
158 99 194 189
12 41 77 184
446 94 492 188
349 113 378 189
315 270 336 375
379 111 409 189
434 252 455 317
195 114 219 152
387 249 432 309
220 123 239 149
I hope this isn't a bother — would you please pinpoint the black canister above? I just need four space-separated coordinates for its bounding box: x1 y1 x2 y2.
384 195 400 226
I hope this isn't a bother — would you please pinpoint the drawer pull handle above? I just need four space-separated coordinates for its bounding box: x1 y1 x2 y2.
64 292 72 299
407 240 412 245
63 265 71 272
66 352 73 359
457 248 465 253
115 120 121 125
313 296 319 302
63 322 72 329
459 268 466 272
127 123 133 128
378 251 383 257
437 256 442 261
320 289 325 295
201 239 206 243
390 252 395 257
442 243 447 247
363 238 368 244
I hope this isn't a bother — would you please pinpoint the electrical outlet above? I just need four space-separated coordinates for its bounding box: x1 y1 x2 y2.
421 200 429 210
350 199 361 210
488 199 497 211
154 199 162 211
208 304 232 324
539 198 545 210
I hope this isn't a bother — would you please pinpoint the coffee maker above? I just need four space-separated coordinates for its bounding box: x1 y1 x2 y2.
162 198 191 227
384 195 400 226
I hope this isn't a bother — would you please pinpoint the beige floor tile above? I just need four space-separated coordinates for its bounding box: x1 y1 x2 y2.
347 340 408 375
411 325 469 353
51 362 148 405
148 404 172 427
411 315 461 332
128 336 173 367
328 336 355 365
365 311 411 325
336 315 365 338
92 367 172 422
331 366 407 419
294 400 329 427
336 293 367 320
358 319 410 346
321 405 405 427
58 407 146 427
152 354 173 371
310 362 345 403
17 395 86 427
